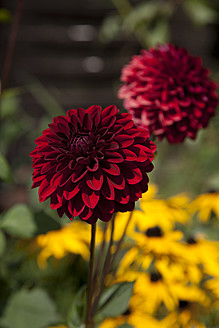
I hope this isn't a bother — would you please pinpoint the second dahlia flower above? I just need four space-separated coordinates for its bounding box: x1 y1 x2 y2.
30 105 156 224
118 44 218 143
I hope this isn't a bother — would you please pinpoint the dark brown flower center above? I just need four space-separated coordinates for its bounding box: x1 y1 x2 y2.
145 226 163 237
150 271 162 282
187 237 197 245
122 308 132 316
179 299 189 309
71 132 95 156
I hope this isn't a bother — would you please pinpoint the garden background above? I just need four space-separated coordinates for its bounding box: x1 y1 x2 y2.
0 0 219 327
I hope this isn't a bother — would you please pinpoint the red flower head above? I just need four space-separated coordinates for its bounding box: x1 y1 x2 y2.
30 105 156 224
118 44 218 143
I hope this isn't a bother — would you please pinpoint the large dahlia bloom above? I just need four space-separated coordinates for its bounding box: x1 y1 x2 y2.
30 105 156 224
118 44 218 143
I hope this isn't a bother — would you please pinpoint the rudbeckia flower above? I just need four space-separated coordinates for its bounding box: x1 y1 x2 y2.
36 221 102 267
118 44 218 143
138 189 190 231
129 225 184 257
30 105 156 224
180 236 219 277
161 285 210 328
98 307 162 328
188 191 219 222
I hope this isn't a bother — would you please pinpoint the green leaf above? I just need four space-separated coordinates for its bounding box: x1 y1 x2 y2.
67 286 86 328
34 210 61 235
118 324 133 328
0 230 6 257
124 1 159 31
146 19 169 46
0 288 59 328
1 88 22 118
0 153 11 181
184 0 218 25
1 204 37 238
99 15 122 42
96 281 135 319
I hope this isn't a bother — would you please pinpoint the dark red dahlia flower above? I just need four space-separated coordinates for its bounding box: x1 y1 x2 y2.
30 105 156 224
118 44 218 143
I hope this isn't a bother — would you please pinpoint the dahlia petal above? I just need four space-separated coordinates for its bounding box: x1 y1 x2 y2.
122 149 137 161
105 151 124 163
50 193 62 210
86 170 103 190
41 162 55 174
31 180 41 189
102 163 120 176
57 206 65 218
87 157 99 172
126 167 142 184
114 134 134 148
68 196 86 217
80 206 94 221
70 113 81 128
105 141 119 150
115 202 135 213
82 187 99 209
83 113 93 130
29 148 40 157
60 170 73 187
94 198 114 222
53 115 67 125
101 177 115 200
115 182 130 204
87 105 102 125
77 107 86 124
102 105 118 118
44 151 60 160
72 165 87 183
39 179 55 201
108 174 125 190
34 135 48 146
63 183 81 200
50 172 64 188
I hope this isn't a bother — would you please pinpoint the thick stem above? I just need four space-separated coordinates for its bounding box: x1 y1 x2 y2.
91 214 116 316
92 223 107 299
85 224 96 328
111 210 134 268
1 0 24 96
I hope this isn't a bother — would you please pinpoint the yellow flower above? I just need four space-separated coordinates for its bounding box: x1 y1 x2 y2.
205 277 219 308
179 236 219 277
189 191 219 222
162 311 206 328
161 284 210 328
113 271 178 314
36 221 102 268
105 184 190 243
155 257 202 285
98 305 162 328
130 271 178 314
130 226 184 258
139 184 190 229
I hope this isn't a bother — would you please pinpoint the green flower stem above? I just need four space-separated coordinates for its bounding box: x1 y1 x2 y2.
85 223 96 328
92 223 107 299
110 210 134 268
91 213 116 317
